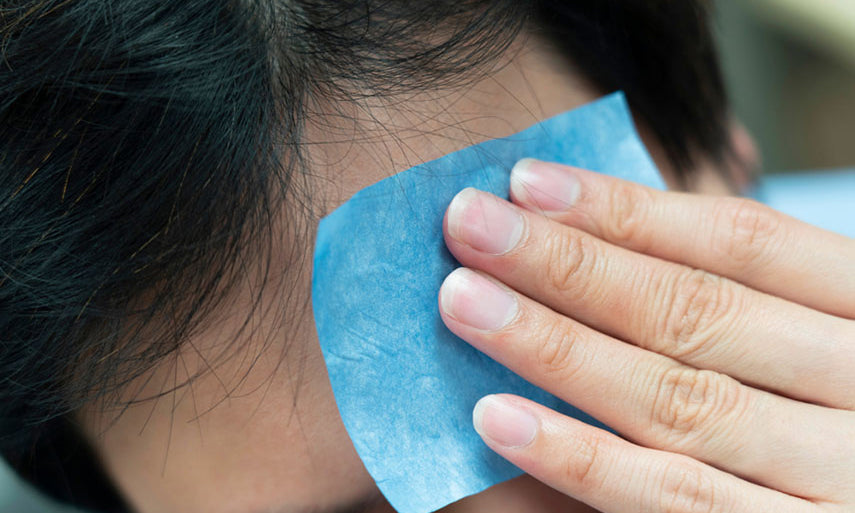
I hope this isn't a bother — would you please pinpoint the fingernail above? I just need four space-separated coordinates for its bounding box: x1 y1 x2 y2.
440 268 518 332
447 188 524 255
510 158 580 211
473 395 538 448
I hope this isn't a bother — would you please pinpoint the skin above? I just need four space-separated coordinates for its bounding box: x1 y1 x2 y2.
82 34 757 513
439 161 855 511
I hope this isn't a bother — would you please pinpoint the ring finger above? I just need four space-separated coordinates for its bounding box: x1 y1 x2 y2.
439 267 854 499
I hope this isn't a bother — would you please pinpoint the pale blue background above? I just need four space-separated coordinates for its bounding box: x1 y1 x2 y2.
0 458 82 513
753 169 855 238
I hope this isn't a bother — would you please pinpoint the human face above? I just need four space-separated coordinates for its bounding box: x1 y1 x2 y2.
82 34 742 513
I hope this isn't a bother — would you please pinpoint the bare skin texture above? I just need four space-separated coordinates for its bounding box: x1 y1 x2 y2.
82 36 759 513
440 161 855 512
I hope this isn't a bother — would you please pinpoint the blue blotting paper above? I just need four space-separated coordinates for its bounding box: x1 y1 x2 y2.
312 93 664 513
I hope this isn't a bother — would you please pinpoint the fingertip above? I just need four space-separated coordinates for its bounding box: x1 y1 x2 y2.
473 394 538 449
510 159 581 212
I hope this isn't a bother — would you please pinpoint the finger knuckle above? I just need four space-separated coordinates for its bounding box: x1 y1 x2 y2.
535 320 584 380
651 368 743 444
662 270 736 361
543 229 597 296
559 431 607 492
714 198 782 268
657 460 720 513
605 182 654 248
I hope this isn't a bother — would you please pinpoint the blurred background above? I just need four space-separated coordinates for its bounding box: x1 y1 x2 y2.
717 0 855 173
1 0 853 511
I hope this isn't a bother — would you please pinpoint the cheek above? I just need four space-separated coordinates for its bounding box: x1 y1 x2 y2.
441 475 596 512
85 329 376 513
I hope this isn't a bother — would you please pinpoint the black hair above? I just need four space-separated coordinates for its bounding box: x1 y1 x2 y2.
0 1 729 510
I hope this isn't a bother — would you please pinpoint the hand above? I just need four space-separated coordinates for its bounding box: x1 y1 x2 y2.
439 159 855 512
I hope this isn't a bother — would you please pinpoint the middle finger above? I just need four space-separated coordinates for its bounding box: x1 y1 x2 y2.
443 188 855 409
438 267 854 499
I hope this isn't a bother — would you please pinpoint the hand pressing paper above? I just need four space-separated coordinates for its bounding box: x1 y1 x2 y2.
312 92 665 513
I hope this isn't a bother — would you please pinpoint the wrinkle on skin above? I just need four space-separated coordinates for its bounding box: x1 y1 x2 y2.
81 33 742 513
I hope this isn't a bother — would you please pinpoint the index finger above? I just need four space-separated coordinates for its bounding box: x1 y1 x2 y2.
508 159 855 319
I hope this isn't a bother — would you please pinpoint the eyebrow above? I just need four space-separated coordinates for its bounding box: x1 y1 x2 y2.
259 489 386 513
